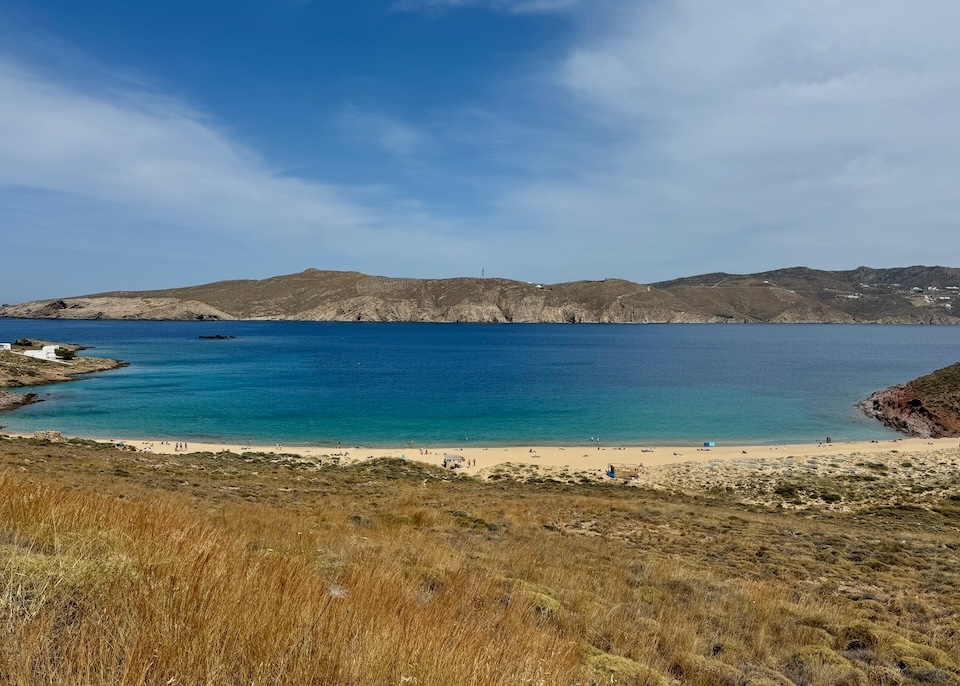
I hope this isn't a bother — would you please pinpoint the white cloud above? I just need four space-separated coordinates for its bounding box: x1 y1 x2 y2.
0 60 372 237
0 57 494 297
485 0 960 277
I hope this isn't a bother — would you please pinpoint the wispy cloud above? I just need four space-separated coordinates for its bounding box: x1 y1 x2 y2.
0 56 490 298
336 106 427 157
0 60 379 238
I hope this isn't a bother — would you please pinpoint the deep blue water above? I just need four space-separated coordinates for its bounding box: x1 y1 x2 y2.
1 320 958 446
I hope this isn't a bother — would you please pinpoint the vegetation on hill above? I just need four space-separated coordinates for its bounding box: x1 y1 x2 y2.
1 437 958 684
860 361 960 437
3 265 960 323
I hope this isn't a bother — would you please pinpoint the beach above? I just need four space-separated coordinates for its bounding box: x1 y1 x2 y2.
8 432 954 474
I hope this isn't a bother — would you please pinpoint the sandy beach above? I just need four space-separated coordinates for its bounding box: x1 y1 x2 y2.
8 431 956 475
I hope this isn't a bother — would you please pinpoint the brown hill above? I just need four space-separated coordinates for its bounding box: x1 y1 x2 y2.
859 361 960 437
2 266 960 323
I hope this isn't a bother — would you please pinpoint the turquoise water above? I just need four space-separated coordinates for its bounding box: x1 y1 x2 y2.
1 320 958 446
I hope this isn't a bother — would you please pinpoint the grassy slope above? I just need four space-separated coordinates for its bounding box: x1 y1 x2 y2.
1 438 959 685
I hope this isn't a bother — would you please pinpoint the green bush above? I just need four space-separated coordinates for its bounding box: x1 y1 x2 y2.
54 347 76 360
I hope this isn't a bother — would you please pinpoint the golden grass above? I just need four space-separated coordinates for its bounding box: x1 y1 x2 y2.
0 438 959 685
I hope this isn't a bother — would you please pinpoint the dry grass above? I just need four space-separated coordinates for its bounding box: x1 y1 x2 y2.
1 437 959 685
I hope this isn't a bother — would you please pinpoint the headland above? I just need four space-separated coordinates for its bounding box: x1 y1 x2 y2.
859 361 960 437
0 339 128 412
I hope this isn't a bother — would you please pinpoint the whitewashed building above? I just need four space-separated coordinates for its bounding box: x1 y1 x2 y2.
23 345 60 361
0 343 11 350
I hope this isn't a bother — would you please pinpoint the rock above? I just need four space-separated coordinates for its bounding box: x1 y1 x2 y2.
32 430 65 442
0 391 41 413
859 361 960 437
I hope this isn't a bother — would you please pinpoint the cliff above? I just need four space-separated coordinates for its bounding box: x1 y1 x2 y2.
859 362 960 438
2 265 960 324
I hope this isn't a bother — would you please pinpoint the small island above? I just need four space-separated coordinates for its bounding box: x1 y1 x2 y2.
198 334 236 340
859 361 960 437
0 338 128 412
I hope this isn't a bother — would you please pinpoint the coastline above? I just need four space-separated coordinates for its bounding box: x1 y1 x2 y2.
0 345 128 414
6 431 954 474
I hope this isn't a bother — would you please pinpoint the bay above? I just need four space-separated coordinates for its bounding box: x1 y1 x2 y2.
1 320 958 446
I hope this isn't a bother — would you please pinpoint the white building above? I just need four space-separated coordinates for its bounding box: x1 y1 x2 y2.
0 343 10 350
23 345 60 361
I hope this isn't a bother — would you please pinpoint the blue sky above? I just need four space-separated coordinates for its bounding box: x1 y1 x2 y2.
2 0 959 302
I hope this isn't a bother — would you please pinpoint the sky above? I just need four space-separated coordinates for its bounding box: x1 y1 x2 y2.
1 0 958 302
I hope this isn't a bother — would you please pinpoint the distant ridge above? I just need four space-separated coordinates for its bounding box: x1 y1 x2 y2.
3 266 960 324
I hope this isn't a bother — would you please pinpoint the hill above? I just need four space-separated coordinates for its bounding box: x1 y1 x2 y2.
3 265 960 323
859 361 960 437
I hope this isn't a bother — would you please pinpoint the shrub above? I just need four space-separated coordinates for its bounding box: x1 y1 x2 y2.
54 347 75 360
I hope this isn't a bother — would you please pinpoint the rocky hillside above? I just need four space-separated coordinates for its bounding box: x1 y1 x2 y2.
2 266 960 323
859 361 960 437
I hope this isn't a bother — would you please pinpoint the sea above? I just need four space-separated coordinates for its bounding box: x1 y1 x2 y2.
1 320 958 447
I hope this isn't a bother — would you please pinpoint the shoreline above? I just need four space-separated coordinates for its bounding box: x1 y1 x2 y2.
5 431 955 473
0 344 128 413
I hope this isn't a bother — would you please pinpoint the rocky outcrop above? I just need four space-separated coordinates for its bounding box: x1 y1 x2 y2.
0 391 40 413
0 346 128 413
859 362 960 437
0 297 233 321
3 266 960 324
